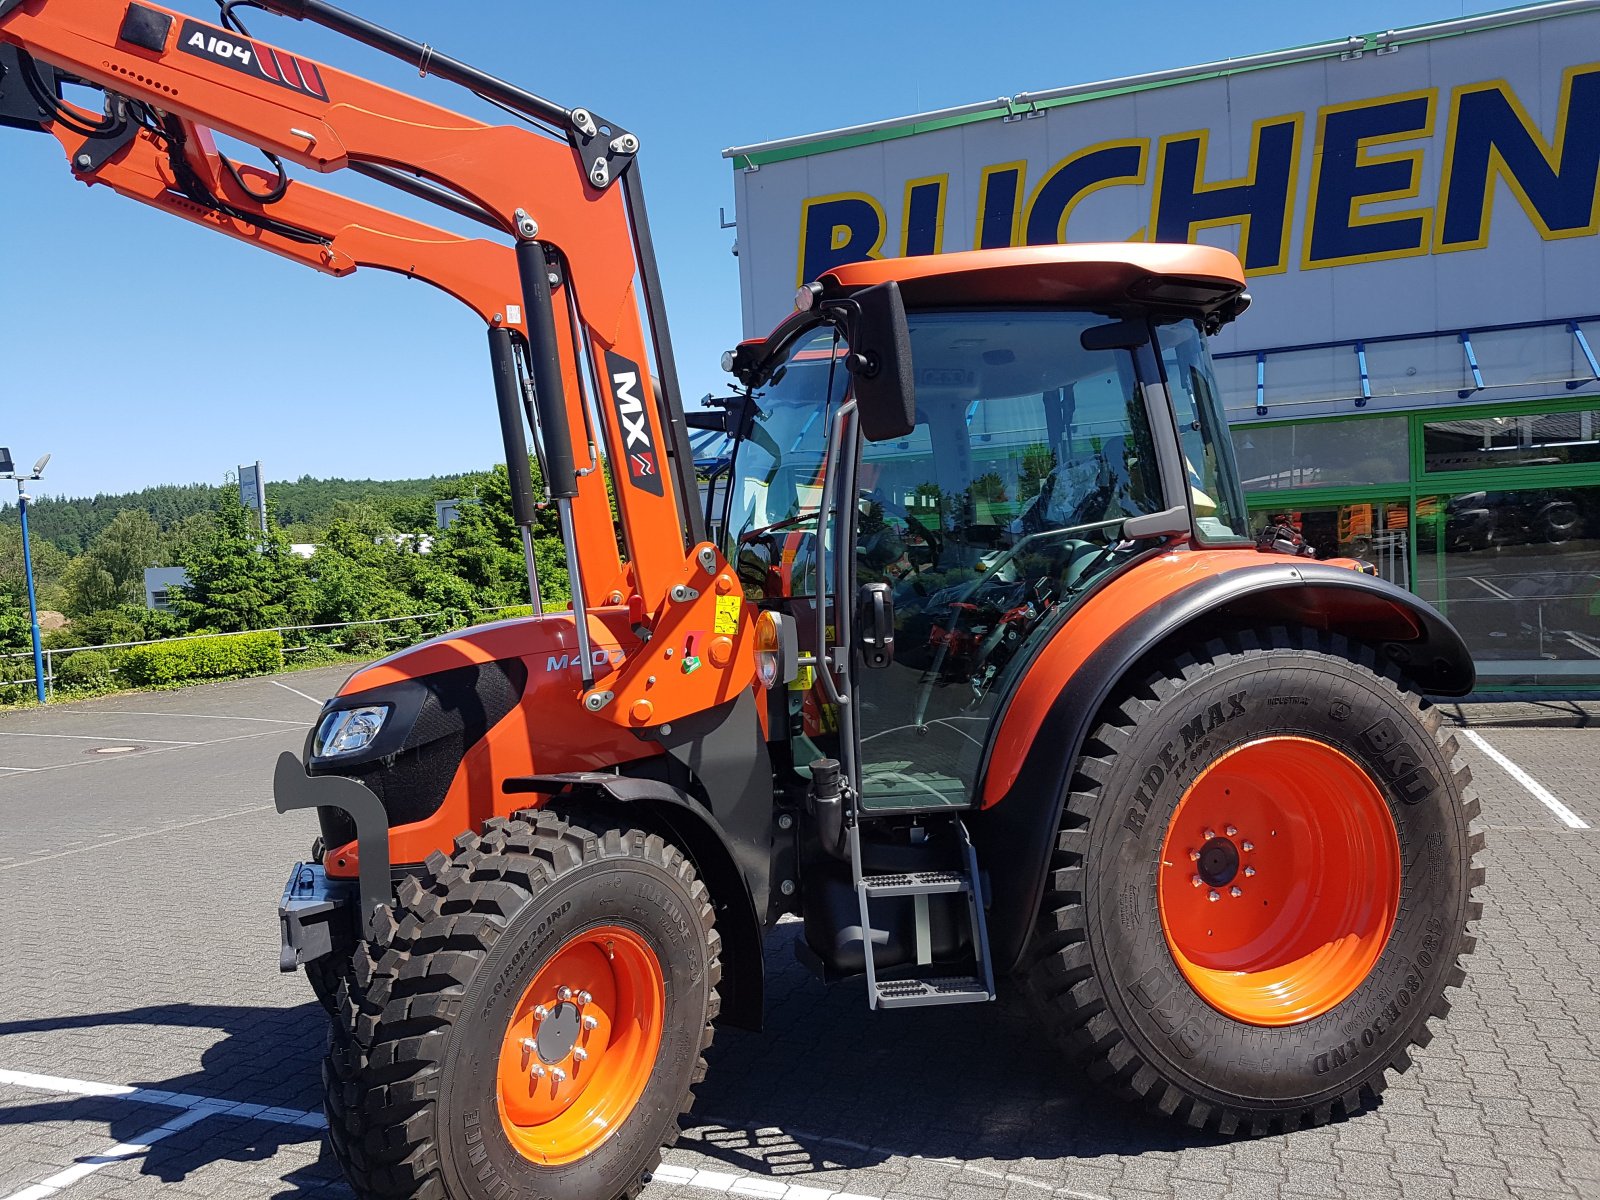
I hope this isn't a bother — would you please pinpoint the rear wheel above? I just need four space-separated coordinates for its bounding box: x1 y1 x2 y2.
1022 629 1483 1134
324 810 719 1199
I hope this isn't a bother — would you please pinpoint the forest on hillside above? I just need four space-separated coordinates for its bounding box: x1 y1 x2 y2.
0 473 470 555
0 464 563 700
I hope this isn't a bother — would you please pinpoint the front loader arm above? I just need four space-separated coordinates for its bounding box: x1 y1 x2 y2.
0 0 706 672
22 93 523 327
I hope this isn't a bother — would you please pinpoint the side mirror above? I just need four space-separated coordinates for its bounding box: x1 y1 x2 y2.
842 281 916 442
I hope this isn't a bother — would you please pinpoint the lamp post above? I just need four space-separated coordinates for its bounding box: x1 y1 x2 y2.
2 450 51 704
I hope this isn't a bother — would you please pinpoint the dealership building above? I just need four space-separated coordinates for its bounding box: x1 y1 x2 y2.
725 1 1600 692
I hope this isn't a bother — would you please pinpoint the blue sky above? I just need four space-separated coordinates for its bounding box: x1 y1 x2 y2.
1 0 1505 500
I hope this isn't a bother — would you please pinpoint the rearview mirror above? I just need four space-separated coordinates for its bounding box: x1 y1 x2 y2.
1080 317 1149 352
843 281 916 442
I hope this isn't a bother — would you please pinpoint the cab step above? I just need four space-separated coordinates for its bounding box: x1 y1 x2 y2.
848 812 996 1011
872 976 990 1009
861 870 969 897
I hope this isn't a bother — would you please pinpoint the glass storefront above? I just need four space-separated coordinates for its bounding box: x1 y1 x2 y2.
1234 396 1600 691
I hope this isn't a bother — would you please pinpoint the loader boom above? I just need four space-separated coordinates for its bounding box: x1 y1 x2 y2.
0 0 704 668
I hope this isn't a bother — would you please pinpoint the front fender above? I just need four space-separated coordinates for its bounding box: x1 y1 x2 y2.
972 550 1473 974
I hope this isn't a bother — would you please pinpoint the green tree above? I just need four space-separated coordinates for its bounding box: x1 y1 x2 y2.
174 496 309 632
58 509 164 615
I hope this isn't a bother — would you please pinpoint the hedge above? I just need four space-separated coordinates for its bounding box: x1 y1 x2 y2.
55 649 119 692
119 630 284 687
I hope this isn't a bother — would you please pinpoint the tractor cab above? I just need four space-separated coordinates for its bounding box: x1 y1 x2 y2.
717 244 1261 1005
727 247 1253 803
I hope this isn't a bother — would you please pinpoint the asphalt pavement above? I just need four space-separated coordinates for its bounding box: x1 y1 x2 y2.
0 668 1596 1200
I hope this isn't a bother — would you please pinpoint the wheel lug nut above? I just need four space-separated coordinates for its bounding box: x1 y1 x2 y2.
1230 886 1243 897
1188 850 1200 862
1225 825 1238 837
582 1015 599 1031
1204 829 1216 840
532 1005 548 1022
550 1068 566 1083
1244 866 1256 877
1242 841 1254 852
572 1047 588 1062
1191 874 1203 887
557 986 573 1002
1208 890 1220 902
577 991 593 1006
530 1064 546 1078
521 1037 537 1051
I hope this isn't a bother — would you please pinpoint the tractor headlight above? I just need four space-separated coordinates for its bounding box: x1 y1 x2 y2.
313 705 390 758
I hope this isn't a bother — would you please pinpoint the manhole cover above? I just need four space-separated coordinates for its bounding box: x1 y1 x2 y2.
87 745 143 755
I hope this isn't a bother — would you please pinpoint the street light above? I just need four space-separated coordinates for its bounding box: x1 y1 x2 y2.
1 449 50 704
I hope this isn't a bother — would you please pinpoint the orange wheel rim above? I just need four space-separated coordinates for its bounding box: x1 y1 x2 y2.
1156 736 1401 1027
495 925 665 1165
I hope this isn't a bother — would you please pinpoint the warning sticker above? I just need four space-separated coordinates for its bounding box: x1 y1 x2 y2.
790 664 816 692
713 594 742 635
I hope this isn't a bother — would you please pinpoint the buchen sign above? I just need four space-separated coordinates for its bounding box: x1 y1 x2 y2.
727 7 1600 354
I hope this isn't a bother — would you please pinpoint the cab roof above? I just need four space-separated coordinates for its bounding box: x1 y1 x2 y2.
820 243 1246 315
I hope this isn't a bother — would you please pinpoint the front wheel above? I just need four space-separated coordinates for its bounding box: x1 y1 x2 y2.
325 811 720 1199
1022 629 1483 1134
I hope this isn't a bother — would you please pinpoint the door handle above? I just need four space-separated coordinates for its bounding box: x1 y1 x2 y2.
857 581 894 670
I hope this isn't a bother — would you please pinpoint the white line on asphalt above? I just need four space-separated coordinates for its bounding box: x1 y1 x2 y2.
0 1068 1113 1200
0 731 201 746
0 1068 325 1200
0 727 297 787
269 679 324 704
0 1068 324 1126
1461 729 1590 830
0 766 40 772
0 804 274 870
59 709 305 724
2 1107 214 1200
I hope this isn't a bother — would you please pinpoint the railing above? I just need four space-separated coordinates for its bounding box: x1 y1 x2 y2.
0 606 529 699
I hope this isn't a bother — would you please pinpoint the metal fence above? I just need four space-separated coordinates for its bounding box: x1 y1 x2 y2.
0 606 526 699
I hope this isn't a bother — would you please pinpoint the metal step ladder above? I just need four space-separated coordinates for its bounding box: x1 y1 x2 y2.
849 816 997 1010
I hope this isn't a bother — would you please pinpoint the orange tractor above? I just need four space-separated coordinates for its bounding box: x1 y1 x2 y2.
2 3 1483 1197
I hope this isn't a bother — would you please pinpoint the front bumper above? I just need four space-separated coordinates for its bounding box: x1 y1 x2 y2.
278 861 355 972
273 751 392 948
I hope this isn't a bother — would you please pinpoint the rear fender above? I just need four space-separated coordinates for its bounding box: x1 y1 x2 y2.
971 554 1473 974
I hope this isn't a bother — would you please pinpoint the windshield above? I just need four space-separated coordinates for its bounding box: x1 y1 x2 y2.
727 307 1183 806
1156 317 1251 544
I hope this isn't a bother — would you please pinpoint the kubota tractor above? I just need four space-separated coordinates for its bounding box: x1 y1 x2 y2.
1 3 1483 1198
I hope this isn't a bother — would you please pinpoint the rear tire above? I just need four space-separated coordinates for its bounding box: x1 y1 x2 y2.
324 810 720 1199
1021 628 1483 1134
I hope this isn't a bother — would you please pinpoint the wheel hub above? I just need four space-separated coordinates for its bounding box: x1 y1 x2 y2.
534 1001 581 1064
1196 835 1239 887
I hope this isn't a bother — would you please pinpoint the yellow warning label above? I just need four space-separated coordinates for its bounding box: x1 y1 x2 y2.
713 594 742 635
789 664 815 691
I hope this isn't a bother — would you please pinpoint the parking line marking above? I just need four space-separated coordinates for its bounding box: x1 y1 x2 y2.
269 679 324 704
0 803 273 870
0 731 201 746
2 1107 214 1200
59 709 304 724
0 1068 325 1200
1461 729 1590 830
0 766 40 772
0 727 297 787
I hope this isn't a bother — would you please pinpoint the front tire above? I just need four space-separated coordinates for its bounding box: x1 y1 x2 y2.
325 810 720 1199
1022 629 1483 1134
